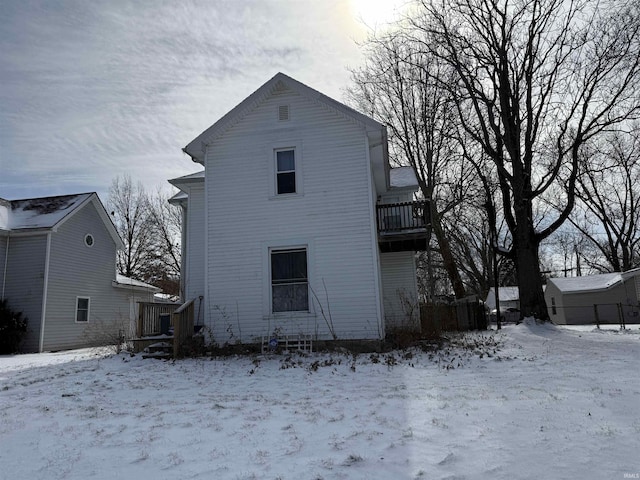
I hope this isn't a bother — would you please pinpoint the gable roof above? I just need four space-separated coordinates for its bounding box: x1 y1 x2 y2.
1 193 92 230
182 72 387 165
0 193 123 249
485 286 520 310
548 268 640 293
168 170 205 190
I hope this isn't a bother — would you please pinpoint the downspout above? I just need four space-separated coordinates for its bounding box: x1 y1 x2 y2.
365 132 384 339
39 232 52 353
1 232 9 301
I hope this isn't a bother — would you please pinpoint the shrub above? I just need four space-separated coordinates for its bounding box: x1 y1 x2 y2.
0 299 28 354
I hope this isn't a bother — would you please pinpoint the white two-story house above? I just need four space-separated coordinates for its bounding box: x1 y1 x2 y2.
169 73 428 345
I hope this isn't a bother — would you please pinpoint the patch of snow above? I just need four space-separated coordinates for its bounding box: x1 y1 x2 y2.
1 326 639 479
0 198 9 230
113 274 160 292
549 272 624 293
390 166 418 188
3 193 91 230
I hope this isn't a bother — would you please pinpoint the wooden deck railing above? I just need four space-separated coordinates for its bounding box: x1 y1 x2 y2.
376 200 430 235
136 302 180 337
172 298 195 358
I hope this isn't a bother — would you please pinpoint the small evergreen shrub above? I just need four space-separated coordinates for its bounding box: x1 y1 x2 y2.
0 299 28 354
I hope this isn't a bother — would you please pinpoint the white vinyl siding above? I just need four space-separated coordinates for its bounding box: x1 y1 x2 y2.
43 201 129 351
184 184 205 302
2 234 47 352
0 235 7 299
204 87 381 343
380 251 419 331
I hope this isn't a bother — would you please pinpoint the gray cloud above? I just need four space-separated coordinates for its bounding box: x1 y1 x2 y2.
0 0 365 201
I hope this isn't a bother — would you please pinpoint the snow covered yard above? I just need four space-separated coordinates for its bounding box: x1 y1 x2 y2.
1 321 639 480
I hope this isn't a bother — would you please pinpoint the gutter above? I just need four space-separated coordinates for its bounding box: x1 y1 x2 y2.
182 147 202 164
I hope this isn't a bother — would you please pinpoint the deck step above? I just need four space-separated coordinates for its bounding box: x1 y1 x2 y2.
142 341 173 359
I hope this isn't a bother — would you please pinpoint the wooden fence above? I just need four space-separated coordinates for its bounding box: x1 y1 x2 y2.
172 298 195 358
136 302 180 338
421 296 487 334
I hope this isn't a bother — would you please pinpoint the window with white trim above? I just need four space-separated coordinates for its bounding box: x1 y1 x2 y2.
271 248 308 312
275 149 296 195
76 297 90 323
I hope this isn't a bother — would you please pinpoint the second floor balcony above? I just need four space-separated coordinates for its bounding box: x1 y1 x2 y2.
376 200 430 252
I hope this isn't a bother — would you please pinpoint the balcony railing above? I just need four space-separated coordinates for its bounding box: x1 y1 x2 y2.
377 200 430 235
376 201 430 252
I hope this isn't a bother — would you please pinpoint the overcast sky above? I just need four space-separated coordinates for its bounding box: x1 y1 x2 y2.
0 0 406 203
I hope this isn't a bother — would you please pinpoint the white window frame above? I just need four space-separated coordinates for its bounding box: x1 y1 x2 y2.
84 233 94 247
275 148 297 195
268 141 303 199
270 247 309 313
75 296 90 323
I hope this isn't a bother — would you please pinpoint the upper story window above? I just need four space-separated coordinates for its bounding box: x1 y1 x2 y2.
276 149 296 195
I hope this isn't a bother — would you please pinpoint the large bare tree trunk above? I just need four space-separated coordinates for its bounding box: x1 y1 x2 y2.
431 206 466 298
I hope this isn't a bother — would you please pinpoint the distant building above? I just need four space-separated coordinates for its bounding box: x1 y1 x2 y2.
485 286 520 313
545 269 640 325
0 193 159 352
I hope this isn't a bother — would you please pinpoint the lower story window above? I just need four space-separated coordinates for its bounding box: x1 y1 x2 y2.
271 248 308 312
76 297 90 322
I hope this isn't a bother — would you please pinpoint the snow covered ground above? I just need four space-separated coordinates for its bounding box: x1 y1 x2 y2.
1 320 639 480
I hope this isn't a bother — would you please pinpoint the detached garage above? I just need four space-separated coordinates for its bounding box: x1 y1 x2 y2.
544 268 640 325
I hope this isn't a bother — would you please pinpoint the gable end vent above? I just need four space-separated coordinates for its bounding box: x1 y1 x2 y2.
278 105 290 121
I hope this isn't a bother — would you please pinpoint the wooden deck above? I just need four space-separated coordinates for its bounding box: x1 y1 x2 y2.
132 298 199 357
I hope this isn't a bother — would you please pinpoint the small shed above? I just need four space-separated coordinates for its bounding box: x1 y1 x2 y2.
545 269 640 325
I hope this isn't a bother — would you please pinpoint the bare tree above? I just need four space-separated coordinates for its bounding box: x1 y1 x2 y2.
146 189 182 295
108 176 182 295
108 175 153 281
542 227 590 276
568 130 640 272
349 34 471 299
404 0 640 319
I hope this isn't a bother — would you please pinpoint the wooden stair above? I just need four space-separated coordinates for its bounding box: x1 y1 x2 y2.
142 341 173 359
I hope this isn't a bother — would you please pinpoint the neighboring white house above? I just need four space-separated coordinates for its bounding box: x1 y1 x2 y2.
485 286 520 312
485 286 520 322
545 269 640 325
169 72 428 345
0 193 159 352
